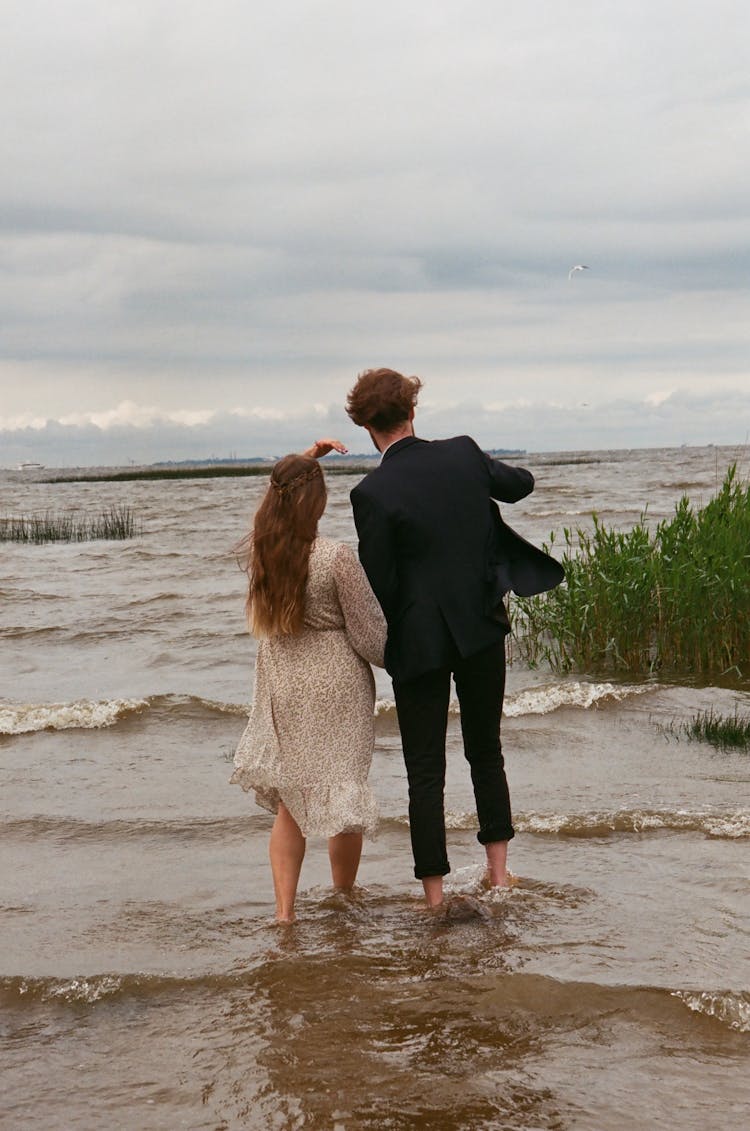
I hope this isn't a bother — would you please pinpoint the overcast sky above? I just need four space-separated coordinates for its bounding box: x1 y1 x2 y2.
2 1 749 465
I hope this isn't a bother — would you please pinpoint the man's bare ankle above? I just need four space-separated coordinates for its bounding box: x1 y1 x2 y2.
422 876 444 907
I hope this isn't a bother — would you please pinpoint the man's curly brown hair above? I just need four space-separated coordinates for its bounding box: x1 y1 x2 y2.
345 368 422 432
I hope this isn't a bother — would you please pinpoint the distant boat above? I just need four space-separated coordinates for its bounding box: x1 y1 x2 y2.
18 461 45 470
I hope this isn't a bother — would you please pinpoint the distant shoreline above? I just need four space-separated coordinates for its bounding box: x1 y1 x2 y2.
41 464 376 483
40 449 530 483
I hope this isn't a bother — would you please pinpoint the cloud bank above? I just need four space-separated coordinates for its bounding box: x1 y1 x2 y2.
2 2 749 460
3 389 748 469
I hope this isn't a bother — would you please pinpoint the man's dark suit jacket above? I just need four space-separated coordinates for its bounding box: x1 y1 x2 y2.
350 435 564 683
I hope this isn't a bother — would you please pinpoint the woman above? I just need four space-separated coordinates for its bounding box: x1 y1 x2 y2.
231 440 386 922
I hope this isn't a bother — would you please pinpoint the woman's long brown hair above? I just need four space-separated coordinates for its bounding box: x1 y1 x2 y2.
241 454 326 637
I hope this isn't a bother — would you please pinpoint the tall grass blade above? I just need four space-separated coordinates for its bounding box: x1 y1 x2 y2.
0 507 140 544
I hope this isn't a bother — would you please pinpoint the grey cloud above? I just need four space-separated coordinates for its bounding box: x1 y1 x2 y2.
2 2 750 444
3 389 749 470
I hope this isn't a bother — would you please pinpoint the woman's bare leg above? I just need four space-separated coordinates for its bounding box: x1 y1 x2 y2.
269 802 305 921
327 831 362 891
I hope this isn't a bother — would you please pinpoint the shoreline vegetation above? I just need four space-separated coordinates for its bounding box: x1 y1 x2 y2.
0 507 139 543
510 464 750 677
677 708 750 751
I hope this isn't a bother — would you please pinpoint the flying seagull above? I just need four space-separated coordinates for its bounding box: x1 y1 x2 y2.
568 264 590 279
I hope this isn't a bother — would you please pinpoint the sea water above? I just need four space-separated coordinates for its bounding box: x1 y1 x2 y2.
1 445 749 1129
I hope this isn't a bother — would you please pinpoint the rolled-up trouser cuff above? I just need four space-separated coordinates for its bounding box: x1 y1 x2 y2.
414 861 451 880
477 824 515 846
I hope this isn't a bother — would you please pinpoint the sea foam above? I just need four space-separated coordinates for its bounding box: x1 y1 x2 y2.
376 680 655 719
0 698 148 734
674 990 750 1032
0 694 251 735
388 807 750 840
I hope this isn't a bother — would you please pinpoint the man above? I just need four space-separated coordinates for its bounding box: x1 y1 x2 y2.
346 368 563 908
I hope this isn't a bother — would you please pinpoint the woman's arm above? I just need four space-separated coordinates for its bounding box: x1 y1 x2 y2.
302 438 349 459
332 543 387 667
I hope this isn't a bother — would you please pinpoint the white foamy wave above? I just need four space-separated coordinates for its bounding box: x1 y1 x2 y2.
517 808 750 839
674 990 750 1032
380 807 749 840
504 681 656 717
12 975 125 1004
704 813 750 839
445 810 477 830
50 976 124 1004
517 809 678 836
376 682 655 720
188 696 249 717
529 509 589 518
0 698 148 735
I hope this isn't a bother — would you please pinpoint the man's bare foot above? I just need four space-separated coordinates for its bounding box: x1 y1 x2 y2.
484 840 510 887
481 869 515 890
422 875 444 908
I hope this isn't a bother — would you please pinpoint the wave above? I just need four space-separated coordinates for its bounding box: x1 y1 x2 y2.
1 814 255 844
0 625 67 639
0 694 250 735
8 807 746 847
0 970 254 1007
380 808 750 840
504 681 657 716
2 681 656 736
2 970 747 1033
0 697 150 734
377 681 656 720
0 588 61 601
527 509 592 518
674 990 750 1032
517 808 750 840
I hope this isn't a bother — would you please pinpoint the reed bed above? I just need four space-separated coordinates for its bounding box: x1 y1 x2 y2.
511 465 750 675
683 708 750 751
0 507 140 544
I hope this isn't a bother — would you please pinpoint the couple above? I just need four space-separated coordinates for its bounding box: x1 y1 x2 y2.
231 368 563 921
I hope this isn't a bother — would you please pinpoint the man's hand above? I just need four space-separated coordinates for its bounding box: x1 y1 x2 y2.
303 438 349 459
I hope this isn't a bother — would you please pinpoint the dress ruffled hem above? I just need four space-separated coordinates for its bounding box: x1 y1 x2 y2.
229 767 379 839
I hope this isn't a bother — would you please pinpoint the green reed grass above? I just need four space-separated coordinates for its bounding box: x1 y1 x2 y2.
682 707 750 751
0 506 140 544
510 464 750 675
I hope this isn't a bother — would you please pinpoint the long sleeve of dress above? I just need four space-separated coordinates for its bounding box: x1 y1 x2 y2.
333 542 387 668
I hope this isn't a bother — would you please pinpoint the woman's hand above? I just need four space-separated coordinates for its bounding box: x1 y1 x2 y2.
303 438 349 459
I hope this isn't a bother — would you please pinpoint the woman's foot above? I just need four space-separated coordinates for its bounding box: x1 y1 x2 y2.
328 831 363 890
269 803 305 923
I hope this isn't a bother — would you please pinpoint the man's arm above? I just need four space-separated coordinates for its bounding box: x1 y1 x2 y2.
481 448 534 503
350 485 398 622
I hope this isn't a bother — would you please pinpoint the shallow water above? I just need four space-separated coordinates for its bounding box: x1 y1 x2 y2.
2 445 749 1129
